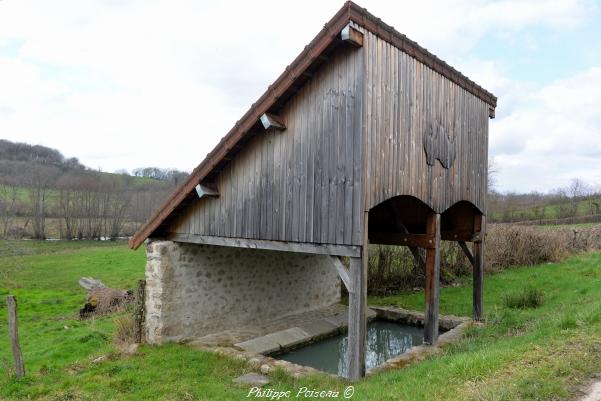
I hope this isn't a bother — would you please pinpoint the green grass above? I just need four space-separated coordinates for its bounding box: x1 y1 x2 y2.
502 287 544 309
490 198 600 222
1 241 601 400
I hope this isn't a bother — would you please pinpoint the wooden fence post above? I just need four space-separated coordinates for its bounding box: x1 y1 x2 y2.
134 279 146 344
6 295 25 377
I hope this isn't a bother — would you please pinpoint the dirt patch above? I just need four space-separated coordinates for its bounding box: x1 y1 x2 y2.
580 380 601 401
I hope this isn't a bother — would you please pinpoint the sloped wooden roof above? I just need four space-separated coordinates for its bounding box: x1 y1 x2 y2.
129 1 497 249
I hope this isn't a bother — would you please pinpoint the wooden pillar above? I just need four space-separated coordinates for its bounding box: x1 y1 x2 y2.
348 209 369 380
347 253 367 380
424 213 441 345
473 215 485 321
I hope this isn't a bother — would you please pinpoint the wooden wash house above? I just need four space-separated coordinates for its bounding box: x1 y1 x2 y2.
130 1 497 380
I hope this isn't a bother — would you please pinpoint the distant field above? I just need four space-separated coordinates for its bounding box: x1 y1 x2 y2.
490 198 599 223
1 241 601 400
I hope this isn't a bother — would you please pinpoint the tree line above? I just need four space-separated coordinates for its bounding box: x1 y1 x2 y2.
489 178 601 223
0 140 186 240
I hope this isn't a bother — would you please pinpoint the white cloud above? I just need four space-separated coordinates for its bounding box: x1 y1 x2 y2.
0 0 598 192
491 67 601 192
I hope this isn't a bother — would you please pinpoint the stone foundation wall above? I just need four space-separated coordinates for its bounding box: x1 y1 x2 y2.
144 240 341 344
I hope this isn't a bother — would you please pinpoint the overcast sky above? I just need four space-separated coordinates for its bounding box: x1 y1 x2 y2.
1 0 600 193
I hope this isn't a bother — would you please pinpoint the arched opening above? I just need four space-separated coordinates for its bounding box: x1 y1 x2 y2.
364 196 486 347
367 195 436 247
441 201 483 241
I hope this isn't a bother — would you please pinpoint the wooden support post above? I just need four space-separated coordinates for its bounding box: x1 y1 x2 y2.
458 241 475 267
347 252 367 380
6 295 25 377
395 214 425 270
424 213 441 345
473 215 485 321
134 279 146 344
331 256 352 293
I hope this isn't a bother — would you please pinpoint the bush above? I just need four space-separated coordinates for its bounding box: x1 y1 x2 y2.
367 224 601 295
503 287 544 309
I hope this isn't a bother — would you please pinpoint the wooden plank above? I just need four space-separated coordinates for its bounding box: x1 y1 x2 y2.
369 232 435 248
169 233 361 257
352 38 364 245
347 255 366 380
423 213 441 345
441 230 482 242
458 241 475 267
473 215 485 321
331 256 353 292
6 295 25 377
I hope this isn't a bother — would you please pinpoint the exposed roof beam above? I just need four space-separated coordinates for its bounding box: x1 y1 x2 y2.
169 233 362 257
260 113 286 131
341 23 363 47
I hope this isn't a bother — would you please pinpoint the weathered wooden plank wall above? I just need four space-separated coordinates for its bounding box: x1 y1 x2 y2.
167 26 491 247
361 29 490 215
170 46 364 246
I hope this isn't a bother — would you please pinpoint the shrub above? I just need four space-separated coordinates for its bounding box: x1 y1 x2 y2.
114 314 136 345
367 223 601 295
503 288 544 309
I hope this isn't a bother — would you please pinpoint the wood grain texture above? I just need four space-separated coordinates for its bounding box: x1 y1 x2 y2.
347 255 367 380
423 213 441 345
170 45 364 246
166 25 490 249
332 256 352 292
169 233 361 257
473 215 485 321
6 295 25 377
361 29 489 215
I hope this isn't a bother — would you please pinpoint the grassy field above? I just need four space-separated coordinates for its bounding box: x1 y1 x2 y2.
1 241 601 400
490 198 599 223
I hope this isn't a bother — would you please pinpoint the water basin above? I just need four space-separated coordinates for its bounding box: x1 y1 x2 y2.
276 320 425 377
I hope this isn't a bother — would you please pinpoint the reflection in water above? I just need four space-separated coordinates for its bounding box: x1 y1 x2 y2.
277 320 423 377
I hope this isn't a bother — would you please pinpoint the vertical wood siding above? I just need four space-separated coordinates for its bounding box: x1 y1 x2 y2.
168 27 491 247
362 30 489 214
170 46 365 245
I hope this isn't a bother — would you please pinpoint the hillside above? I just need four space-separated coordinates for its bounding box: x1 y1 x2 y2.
488 178 601 225
0 139 187 239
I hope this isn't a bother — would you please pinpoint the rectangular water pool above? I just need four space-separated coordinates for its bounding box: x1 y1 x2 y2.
276 320 424 377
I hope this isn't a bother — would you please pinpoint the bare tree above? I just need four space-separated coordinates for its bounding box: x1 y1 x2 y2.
0 181 19 237
24 164 60 239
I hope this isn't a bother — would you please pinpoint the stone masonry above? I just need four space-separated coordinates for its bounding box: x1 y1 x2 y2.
144 240 341 344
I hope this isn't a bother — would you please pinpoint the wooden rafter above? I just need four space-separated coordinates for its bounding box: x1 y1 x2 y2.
194 184 219 198
259 113 286 131
340 23 363 47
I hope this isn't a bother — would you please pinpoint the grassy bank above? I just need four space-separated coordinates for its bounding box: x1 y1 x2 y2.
1 240 601 400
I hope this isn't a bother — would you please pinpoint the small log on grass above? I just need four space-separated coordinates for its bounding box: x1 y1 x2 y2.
6 295 25 377
133 279 146 344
